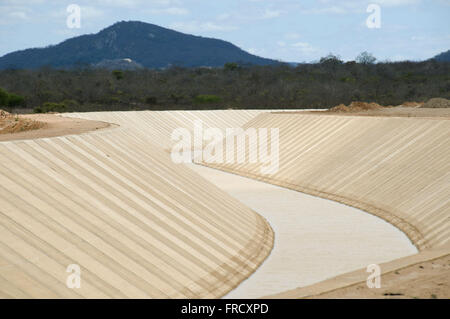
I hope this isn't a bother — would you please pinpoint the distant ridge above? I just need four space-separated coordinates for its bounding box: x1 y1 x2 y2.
0 21 278 69
432 50 450 62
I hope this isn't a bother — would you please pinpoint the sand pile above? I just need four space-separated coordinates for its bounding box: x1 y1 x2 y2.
0 111 46 134
0 109 10 119
421 98 450 108
328 101 385 113
402 101 424 108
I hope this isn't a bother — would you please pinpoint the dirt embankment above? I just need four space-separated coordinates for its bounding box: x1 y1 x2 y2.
309 254 450 299
327 98 450 113
327 101 426 113
309 100 450 118
0 112 112 142
0 110 46 135
327 101 386 113
421 98 450 108
326 98 450 115
402 101 424 108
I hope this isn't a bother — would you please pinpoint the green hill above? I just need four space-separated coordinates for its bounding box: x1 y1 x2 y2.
0 21 278 69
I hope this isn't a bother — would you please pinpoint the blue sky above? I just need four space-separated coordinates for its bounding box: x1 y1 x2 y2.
0 0 449 62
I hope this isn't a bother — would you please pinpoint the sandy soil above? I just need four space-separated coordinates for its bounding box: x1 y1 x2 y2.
309 254 450 299
0 110 46 134
0 113 113 142
328 106 450 118
276 107 450 118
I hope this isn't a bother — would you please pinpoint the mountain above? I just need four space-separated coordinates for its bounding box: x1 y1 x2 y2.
0 21 278 69
94 58 143 70
432 50 450 62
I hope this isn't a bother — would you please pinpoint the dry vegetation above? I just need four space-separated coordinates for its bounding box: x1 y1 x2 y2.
402 101 424 107
0 59 449 113
327 101 386 113
326 97 450 114
322 98 450 117
0 109 46 134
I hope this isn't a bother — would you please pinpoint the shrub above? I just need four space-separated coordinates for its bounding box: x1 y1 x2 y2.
340 77 356 83
0 87 26 107
1 60 449 111
61 99 79 109
145 96 158 105
34 102 66 113
112 70 124 80
109 97 120 104
320 53 343 65
0 87 9 106
224 62 239 71
194 94 221 104
7 93 26 107
356 51 377 64
33 106 43 113
170 93 183 104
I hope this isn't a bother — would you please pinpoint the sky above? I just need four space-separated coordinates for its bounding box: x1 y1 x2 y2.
0 0 449 62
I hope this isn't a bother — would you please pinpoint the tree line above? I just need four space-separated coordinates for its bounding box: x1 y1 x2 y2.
0 57 449 113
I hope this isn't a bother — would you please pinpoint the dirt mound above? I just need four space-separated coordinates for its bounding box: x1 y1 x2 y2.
421 98 450 108
328 104 350 112
402 101 424 108
328 101 385 113
0 112 46 135
0 109 10 119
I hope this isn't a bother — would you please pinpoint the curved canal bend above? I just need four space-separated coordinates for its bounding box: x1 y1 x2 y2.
188 164 418 298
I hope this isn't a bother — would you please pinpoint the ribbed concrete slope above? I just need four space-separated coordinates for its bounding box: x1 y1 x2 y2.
66 110 266 152
0 123 273 298
201 113 450 250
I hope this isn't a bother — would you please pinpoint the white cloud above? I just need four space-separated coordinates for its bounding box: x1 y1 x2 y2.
317 0 420 5
1 0 44 4
0 3 33 24
50 6 104 19
260 9 282 19
269 40 323 62
8 11 28 19
148 7 189 15
212 7 284 23
91 0 140 7
304 0 421 15
81 6 105 19
90 0 182 8
246 47 269 56
170 21 238 33
217 13 231 21
374 0 420 6
300 6 347 14
291 41 320 54
284 32 301 40
389 54 408 61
